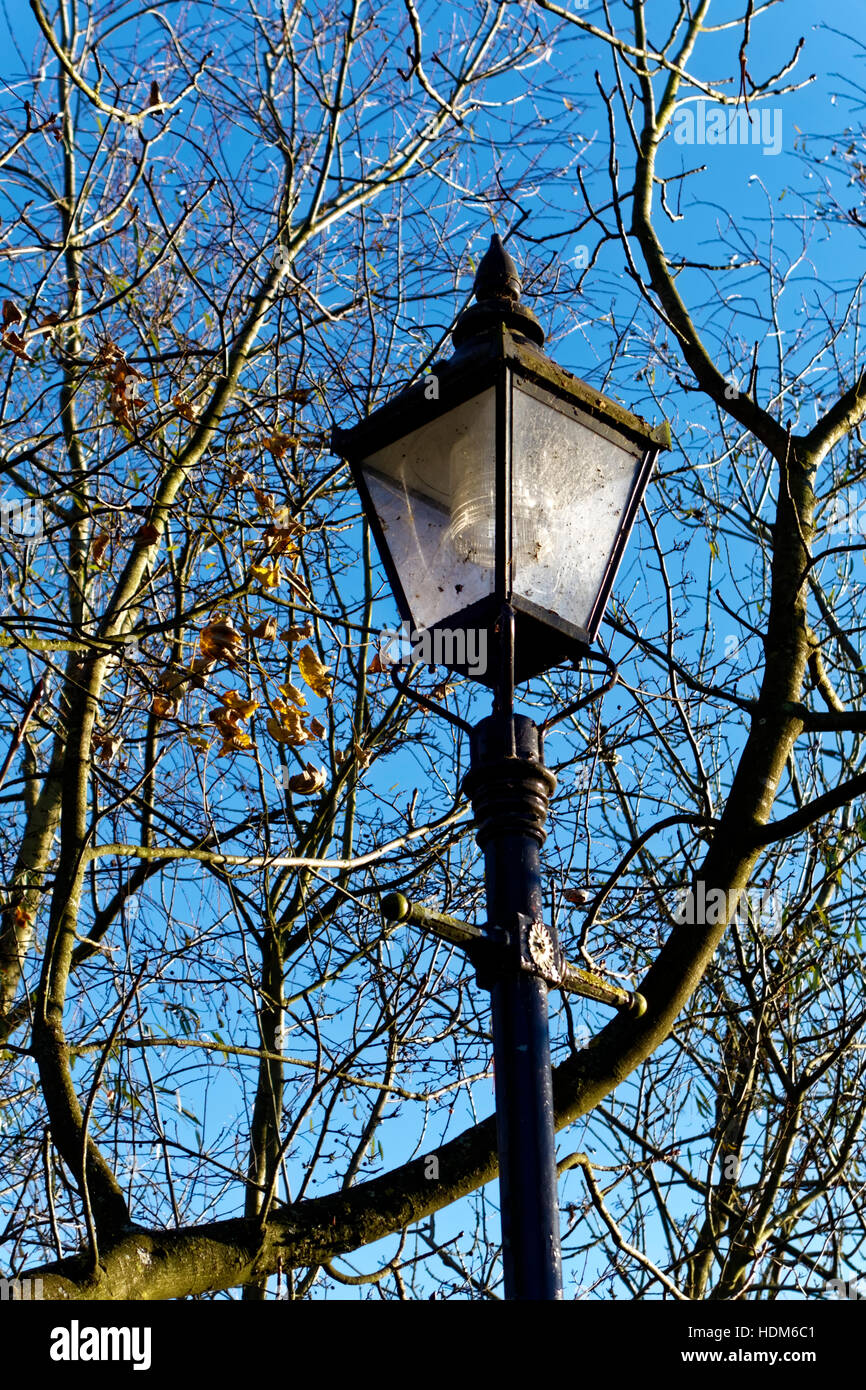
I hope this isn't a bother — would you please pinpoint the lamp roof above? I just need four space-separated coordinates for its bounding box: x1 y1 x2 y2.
332 234 671 457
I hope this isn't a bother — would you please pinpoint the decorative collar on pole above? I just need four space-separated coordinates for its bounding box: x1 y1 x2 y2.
451 234 545 350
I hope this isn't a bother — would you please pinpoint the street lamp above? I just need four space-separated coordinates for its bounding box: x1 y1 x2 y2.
332 234 670 1300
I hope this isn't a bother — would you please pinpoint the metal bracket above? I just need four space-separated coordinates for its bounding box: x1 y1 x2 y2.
380 893 646 1015
539 651 619 735
390 665 473 734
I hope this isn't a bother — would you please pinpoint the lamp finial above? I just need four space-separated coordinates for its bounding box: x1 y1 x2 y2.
452 233 544 349
474 234 522 304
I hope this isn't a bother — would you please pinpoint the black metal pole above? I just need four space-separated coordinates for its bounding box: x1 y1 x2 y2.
463 712 564 1300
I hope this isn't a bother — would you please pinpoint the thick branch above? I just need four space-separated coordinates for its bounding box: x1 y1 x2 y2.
751 770 866 846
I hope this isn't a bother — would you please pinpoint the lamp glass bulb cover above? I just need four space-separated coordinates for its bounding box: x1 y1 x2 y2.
360 388 496 633
510 383 643 625
359 376 646 643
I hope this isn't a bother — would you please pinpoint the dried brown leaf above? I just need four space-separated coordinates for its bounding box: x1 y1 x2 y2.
151 695 178 719
200 618 243 666
286 761 326 795
562 888 589 907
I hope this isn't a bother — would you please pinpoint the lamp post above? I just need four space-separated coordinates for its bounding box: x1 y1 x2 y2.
333 235 670 1300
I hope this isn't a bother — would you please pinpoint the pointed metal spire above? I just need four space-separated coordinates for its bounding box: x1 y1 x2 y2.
452 233 545 350
474 234 522 303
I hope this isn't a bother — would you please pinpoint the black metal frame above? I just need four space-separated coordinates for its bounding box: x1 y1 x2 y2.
333 314 668 687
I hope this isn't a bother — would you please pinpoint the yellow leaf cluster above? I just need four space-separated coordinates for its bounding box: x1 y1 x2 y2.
219 690 259 720
173 396 198 423
283 618 314 643
241 616 279 641
297 644 332 700
266 684 326 745
267 710 306 745
263 432 300 459
250 560 281 588
210 689 257 755
91 729 123 766
151 694 178 719
278 681 306 708
217 731 252 756
252 486 275 513
200 617 243 666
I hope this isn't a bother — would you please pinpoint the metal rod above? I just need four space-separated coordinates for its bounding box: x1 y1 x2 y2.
380 892 646 1015
560 962 646 1015
382 711 645 1304
380 892 486 948
490 971 561 1300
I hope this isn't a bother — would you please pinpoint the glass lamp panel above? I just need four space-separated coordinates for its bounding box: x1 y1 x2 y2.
511 383 644 632
360 388 495 632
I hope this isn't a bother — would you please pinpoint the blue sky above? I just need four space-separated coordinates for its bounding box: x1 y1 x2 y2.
1 0 863 1299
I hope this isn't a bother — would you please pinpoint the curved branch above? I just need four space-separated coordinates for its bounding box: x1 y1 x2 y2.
751 769 866 846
